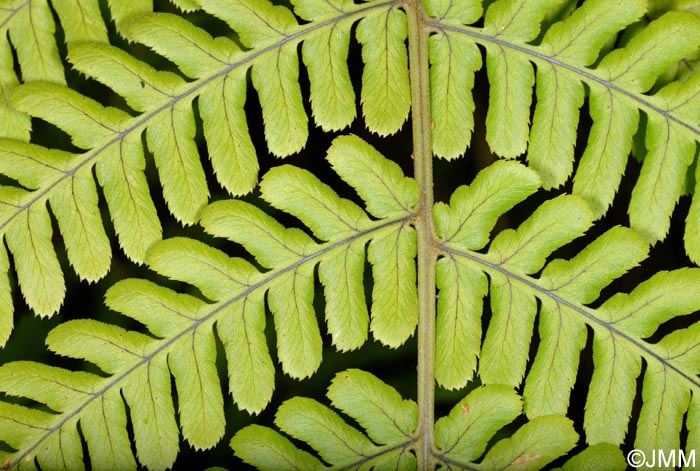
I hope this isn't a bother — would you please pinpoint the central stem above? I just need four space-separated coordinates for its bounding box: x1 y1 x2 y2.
405 1 436 469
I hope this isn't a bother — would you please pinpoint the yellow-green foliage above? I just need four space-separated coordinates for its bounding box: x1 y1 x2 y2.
1 0 700 469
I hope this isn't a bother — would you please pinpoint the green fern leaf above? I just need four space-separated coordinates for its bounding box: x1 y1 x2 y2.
538 226 649 303
574 9 700 220
0 284 219 470
196 0 308 155
261 165 372 239
0 135 418 469
434 157 700 450
234 374 580 470
51 0 108 44
328 369 418 444
169 0 199 12
202 136 418 352
435 257 487 389
527 0 644 187
434 161 540 388
634 322 697 454
66 44 209 223
232 369 417 470
433 161 541 249
487 195 594 274
0 361 135 471
434 385 522 463
0 0 64 85
482 0 560 158
148 237 274 414
0 246 9 346
435 385 578 470
3 186 65 317
580 10 700 232
439 190 599 391
478 416 577 470
424 0 481 23
0 131 111 296
357 8 411 136
103 0 152 30
328 135 419 218
0 141 112 316
276 398 392 465
586 269 700 446
610 12 700 242
0 81 160 289
298 3 356 131
430 0 700 251
0 41 29 141
0 0 411 325
2 2 700 469
251 47 309 156
125 12 257 195
554 443 627 471
659 73 700 261
230 425 325 471
424 0 485 155
428 32 481 160
201 200 324 379
123 13 233 79
12 83 128 148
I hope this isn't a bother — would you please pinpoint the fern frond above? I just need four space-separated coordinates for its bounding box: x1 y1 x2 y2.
428 0 700 253
232 369 417 470
0 0 65 144
0 38 29 141
0 0 64 85
0 0 406 329
102 0 153 30
0 135 418 469
586 270 700 448
292 0 410 134
0 0 110 205
201 135 418 351
0 84 159 317
553 444 627 471
435 162 700 454
433 160 541 387
0 278 233 470
233 372 580 471
51 0 108 44
1 1 699 469
482 0 559 159
357 8 411 136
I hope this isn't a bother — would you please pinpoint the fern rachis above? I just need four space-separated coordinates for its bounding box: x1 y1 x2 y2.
1 0 700 469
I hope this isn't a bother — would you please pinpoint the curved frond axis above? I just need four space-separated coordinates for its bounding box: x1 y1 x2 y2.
0 0 395 324
0 135 420 470
0 223 412 469
232 369 419 470
434 175 700 449
434 160 700 451
232 376 581 471
428 2 700 255
445 244 700 451
435 21 700 143
443 245 700 392
0 221 405 469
